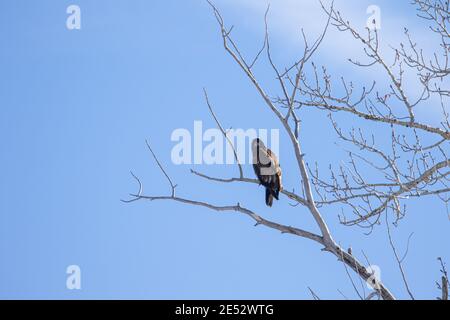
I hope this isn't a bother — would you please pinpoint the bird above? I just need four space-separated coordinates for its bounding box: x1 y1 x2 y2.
252 138 283 207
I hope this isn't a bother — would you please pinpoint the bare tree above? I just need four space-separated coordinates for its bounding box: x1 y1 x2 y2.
307 1 450 232
124 0 449 300
436 257 449 300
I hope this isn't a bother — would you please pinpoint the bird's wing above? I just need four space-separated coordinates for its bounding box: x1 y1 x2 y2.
254 164 271 186
253 163 262 181
267 149 283 191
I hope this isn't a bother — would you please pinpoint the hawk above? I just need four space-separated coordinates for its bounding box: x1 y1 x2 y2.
252 138 283 207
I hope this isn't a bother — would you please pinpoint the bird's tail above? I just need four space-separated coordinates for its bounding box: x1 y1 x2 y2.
265 188 274 207
273 188 280 200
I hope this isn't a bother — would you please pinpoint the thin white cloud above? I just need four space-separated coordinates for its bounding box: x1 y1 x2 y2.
215 0 430 59
213 0 446 119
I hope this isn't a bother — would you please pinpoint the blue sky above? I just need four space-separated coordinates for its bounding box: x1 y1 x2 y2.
0 0 448 299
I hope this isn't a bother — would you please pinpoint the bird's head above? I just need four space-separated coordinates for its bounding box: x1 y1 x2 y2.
252 138 266 150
